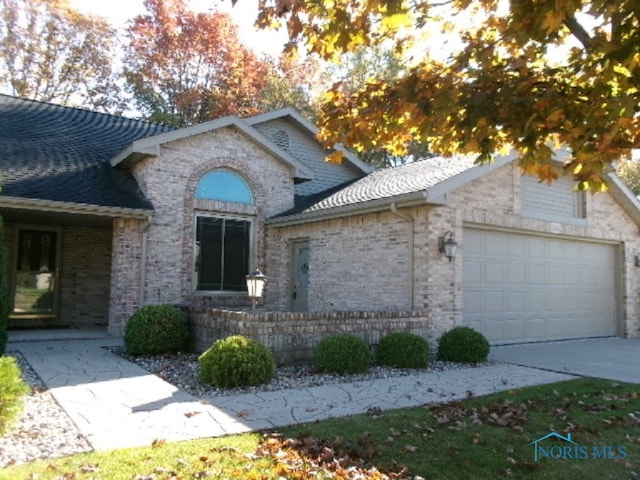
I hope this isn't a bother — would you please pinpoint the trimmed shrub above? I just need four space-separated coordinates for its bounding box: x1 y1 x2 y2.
314 334 370 374
376 332 429 369
198 335 275 388
0 356 29 435
437 326 490 363
124 305 189 356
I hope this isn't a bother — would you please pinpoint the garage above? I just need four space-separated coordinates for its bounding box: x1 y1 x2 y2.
463 228 619 344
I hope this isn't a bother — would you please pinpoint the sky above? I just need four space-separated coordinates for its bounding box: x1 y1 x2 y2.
70 0 289 57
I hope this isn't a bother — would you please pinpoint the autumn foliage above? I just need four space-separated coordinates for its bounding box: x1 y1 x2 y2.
258 0 640 190
124 0 272 126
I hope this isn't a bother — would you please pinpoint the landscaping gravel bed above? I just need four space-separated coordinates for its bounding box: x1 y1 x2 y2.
0 351 92 468
1 347 478 467
110 346 468 398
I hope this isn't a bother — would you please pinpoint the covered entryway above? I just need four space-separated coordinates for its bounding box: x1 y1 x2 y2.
463 228 619 344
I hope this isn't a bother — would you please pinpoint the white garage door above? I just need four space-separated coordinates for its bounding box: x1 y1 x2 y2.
463 228 618 344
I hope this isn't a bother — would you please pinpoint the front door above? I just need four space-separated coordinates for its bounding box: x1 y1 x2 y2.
12 229 60 319
291 240 309 312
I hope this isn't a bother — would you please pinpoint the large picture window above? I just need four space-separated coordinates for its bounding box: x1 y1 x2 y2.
195 216 251 292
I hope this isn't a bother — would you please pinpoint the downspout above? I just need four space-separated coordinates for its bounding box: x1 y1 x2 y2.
390 202 415 310
138 216 152 308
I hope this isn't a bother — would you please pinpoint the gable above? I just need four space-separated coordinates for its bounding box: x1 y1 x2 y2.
251 117 367 196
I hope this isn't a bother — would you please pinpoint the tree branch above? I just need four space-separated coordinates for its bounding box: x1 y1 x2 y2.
563 14 592 50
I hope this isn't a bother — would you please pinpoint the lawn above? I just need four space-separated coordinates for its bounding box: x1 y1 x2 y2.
3 378 638 480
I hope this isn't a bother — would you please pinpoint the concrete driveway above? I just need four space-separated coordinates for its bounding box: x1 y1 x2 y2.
489 337 640 384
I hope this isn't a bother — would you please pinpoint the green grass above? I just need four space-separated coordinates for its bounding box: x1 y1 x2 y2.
3 378 639 479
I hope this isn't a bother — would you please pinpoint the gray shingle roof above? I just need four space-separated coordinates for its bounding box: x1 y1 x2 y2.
0 95 174 210
277 156 478 217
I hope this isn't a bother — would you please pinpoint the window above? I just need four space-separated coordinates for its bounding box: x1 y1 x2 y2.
193 170 255 292
195 216 251 291
195 171 253 204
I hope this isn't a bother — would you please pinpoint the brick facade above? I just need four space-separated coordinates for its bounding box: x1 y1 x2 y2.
190 308 432 364
267 162 640 342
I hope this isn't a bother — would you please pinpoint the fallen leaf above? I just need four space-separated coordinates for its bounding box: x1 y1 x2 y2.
151 438 166 448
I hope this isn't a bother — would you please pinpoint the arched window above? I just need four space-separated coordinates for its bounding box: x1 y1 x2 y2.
194 170 254 292
195 170 253 204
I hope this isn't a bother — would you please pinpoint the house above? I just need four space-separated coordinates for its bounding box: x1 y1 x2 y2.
2 94 639 356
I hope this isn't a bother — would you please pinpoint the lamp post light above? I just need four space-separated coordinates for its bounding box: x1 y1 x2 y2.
246 268 267 310
438 231 458 262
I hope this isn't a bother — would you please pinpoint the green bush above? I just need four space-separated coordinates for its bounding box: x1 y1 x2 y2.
314 334 370 374
376 332 429 369
437 326 490 363
0 356 29 435
198 335 275 388
124 305 189 356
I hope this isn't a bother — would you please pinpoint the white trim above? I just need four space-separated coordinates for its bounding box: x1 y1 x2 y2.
110 115 315 181
0 196 153 219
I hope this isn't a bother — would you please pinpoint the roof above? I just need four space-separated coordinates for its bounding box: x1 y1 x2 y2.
270 151 640 228
111 113 316 181
270 155 511 223
0 95 174 213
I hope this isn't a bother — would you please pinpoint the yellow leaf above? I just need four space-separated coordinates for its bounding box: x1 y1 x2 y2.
326 150 345 164
381 13 413 32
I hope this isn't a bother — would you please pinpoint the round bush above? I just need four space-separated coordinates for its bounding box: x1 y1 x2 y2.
0 357 29 435
437 326 490 363
124 305 189 356
198 335 275 388
314 334 370 374
376 332 429 369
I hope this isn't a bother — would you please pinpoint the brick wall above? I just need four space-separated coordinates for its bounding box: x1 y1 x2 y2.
60 226 112 326
190 307 433 364
268 161 640 339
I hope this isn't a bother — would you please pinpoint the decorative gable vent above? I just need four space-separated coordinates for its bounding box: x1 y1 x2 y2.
272 130 290 151
521 174 586 222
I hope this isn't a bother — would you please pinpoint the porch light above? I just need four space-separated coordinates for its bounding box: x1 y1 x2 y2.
246 268 267 309
438 231 458 262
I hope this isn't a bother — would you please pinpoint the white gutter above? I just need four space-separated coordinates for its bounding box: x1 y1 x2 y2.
390 202 415 310
0 196 152 219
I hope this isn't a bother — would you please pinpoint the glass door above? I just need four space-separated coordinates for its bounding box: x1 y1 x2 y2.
12 229 59 317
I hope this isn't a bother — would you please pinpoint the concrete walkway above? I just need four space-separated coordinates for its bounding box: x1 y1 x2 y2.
490 337 640 384
7 332 577 452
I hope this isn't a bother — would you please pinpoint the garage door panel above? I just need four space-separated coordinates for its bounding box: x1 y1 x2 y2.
463 228 617 344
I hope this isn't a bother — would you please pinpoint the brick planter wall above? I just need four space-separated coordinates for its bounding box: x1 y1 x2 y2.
190 308 436 365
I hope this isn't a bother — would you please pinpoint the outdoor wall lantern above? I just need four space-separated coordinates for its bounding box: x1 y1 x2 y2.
438 231 458 262
246 268 267 309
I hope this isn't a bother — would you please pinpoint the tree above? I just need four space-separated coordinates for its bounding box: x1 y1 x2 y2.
0 0 122 112
124 0 273 127
257 53 321 121
616 157 640 195
254 0 640 190
324 45 432 168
